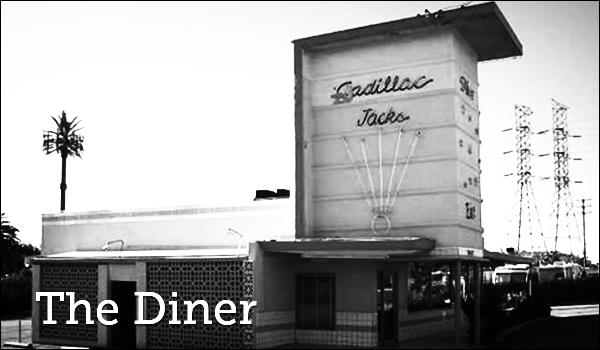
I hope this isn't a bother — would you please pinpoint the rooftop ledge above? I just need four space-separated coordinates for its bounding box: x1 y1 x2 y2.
293 1 522 62
42 200 293 224
28 248 249 264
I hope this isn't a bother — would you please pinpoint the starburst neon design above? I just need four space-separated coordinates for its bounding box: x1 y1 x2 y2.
341 127 422 235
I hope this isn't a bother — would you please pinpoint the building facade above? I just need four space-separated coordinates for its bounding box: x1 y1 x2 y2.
31 2 524 348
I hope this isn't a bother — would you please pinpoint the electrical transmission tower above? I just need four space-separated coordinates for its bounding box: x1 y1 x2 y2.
550 99 582 256
505 105 547 253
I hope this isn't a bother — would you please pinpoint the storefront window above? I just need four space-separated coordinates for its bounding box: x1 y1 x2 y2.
407 263 452 312
495 272 527 284
296 274 335 330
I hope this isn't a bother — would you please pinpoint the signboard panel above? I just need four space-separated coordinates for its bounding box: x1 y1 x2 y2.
296 28 484 247
313 160 459 198
312 192 462 231
313 94 457 136
294 4 523 250
307 29 455 79
309 62 452 107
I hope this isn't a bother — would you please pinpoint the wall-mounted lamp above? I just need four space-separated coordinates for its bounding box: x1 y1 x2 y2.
222 228 246 257
101 239 125 251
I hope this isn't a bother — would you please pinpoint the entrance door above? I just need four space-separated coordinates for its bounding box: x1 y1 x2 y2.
377 271 397 344
110 281 137 349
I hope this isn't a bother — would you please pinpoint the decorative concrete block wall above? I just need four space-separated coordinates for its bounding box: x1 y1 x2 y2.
37 263 99 347
145 260 254 349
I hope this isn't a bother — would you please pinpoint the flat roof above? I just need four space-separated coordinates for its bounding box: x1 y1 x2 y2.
293 2 522 62
28 249 248 264
484 250 533 265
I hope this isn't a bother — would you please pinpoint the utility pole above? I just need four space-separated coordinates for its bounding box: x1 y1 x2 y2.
578 199 592 268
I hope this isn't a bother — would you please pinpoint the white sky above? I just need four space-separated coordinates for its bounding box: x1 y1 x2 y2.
2 1 598 263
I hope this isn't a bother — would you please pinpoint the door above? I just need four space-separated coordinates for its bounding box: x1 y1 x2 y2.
377 271 398 344
110 281 137 349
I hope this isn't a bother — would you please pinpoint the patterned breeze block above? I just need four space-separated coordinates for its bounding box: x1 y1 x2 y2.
146 260 254 349
39 263 99 345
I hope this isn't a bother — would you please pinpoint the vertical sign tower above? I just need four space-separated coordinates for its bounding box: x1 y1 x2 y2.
294 2 523 258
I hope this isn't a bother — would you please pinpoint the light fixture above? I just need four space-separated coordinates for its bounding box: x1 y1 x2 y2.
301 252 390 259
222 228 246 257
101 239 125 251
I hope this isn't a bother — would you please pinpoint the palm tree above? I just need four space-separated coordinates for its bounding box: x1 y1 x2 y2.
43 111 84 212
1 213 21 275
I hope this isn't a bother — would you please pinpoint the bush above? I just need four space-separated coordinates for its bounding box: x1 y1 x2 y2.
1 268 33 315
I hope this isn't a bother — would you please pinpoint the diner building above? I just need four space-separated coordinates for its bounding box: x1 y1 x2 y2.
31 2 528 348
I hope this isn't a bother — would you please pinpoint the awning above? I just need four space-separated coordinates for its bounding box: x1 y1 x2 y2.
484 250 534 266
259 237 435 259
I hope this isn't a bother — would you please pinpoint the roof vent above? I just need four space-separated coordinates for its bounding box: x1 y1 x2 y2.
254 189 290 201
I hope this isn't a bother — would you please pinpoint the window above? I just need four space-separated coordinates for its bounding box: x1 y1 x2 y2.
296 274 335 330
495 272 527 284
407 263 451 312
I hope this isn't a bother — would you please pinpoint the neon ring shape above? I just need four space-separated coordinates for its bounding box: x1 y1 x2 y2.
371 214 391 235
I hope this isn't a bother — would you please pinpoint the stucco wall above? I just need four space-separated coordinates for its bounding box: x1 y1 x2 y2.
296 27 483 250
253 247 411 348
254 250 410 315
41 201 293 255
